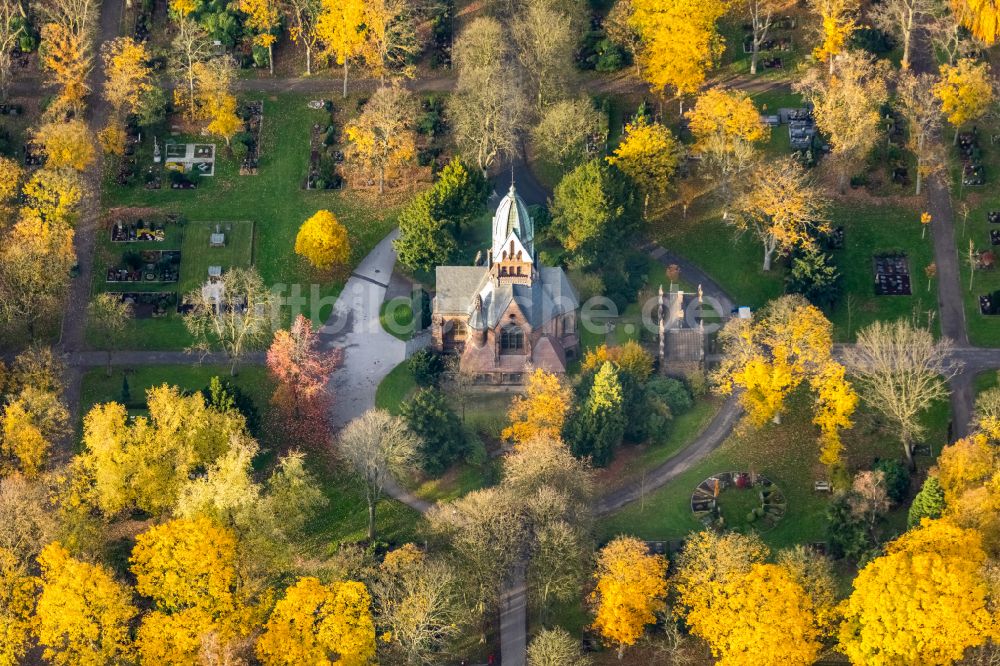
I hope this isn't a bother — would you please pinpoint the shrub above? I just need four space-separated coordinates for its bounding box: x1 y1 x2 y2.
407 349 444 387
873 458 910 504
786 246 842 309
646 377 693 415
685 369 709 397
401 388 466 475
908 475 945 527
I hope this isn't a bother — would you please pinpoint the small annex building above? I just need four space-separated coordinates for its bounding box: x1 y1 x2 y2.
432 184 580 384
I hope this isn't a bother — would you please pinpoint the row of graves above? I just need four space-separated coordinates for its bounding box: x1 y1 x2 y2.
305 99 344 190
759 104 827 167
114 124 143 185
108 213 180 290
238 101 263 175
104 212 242 318
742 15 797 70
958 129 985 187
980 210 1000 315
106 249 181 284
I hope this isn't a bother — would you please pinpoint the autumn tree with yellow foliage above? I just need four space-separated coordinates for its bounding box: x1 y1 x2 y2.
21 168 84 225
295 209 351 272
581 341 654 382
169 16 214 119
689 563 824 665
34 542 137 666
39 23 91 117
503 368 573 445
628 0 729 101
344 84 416 193
33 120 94 171
256 577 376 666
810 0 859 74
714 295 857 468
839 519 996 664
0 210 76 333
0 387 69 477
102 37 154 117
240 0 280 74
933 57 995 142
734 157 830 271
131 517 254 663
0 547 37 666
935 433 1000 553
590 535 668 659
606 119 681 217
77 385 247 516
951 0 1000 44
686 87 769 195
0 155 22 204
316 0 367 98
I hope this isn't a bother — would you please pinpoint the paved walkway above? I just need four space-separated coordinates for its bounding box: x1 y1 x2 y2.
323 229 412 429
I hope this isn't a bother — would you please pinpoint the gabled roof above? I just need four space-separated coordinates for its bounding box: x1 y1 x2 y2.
466 266 578 330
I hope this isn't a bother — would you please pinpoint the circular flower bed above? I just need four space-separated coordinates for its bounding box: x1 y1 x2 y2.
690 471 786 532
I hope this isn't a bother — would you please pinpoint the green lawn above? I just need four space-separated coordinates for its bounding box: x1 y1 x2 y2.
305 464 424 547
379 300 415 342
976 370 999 395
597 390 950 551
78 364 273 436
177 220 255 293
95 93 404 350
649 199 938 341
375 361 418 414
951 194 1000 346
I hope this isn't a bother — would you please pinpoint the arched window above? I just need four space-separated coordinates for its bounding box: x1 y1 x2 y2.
500 325 524 353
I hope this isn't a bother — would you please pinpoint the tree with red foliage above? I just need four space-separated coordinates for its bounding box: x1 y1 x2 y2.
266 315 343 448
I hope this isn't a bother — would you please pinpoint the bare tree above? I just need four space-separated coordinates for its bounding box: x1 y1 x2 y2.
169 17 214 118
362 0 419 82
337 408 418 541
86 294 132 376
973 381 1000 435
0 0 25 100
449 17 527 171
896 71 943 196
528 626 592 666
426 486 527 620
848 469 890 537
513 1 575 109
182 267 274 376
531 97 607 169
869 0 936 71
282 0 322 75
746 0 777 75
926 4 979 65
845 320 961 468
372 545 467 664
37 0 98 41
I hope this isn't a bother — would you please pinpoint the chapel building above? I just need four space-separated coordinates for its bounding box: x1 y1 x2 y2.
432 184 580 383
